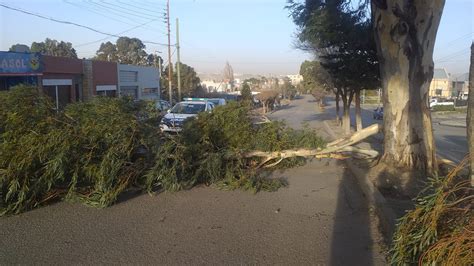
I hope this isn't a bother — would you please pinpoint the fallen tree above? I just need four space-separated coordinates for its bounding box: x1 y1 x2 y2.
244 124 381 167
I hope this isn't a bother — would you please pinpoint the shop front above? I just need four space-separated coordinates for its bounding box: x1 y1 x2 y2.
0 51 42 90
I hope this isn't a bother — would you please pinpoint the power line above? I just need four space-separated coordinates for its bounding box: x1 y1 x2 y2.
0 3 170 47
75 18 160 47
63 0 135 27
88 0 159 20
67 0 167 35
115 0 167 17
438 32 474 49
77 0 168 35
133 0 167 10
435 48 470 62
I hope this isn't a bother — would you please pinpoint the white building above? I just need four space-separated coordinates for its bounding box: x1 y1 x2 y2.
118 64 160 101
201 79 224 92
287 74 303 85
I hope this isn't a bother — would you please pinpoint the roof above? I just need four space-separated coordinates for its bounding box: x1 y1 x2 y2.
454 73 469 82
433 68 449 80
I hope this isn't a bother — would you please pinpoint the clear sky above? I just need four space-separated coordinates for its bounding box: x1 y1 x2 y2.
0 0 472 76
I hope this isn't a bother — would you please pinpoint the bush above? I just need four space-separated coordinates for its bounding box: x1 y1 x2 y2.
431 105 455 112
390 162 473 265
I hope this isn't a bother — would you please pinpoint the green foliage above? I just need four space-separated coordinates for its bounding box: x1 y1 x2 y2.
1 87 325 216
0 86 157 214
30 38 78 58
145 102 325 193
241 83 253 102
390 164 473 265
280 78 297 100
299 60 331 94
431 105 456 112
95 37 148 65
161 62 202 101
288 1 379 92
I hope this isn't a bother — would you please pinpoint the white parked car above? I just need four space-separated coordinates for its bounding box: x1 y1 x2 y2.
183 97 226 106
429 98 454 108
159 100 214 132
155 100 171 112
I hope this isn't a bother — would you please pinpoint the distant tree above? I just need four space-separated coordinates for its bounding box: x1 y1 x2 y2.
280 77 297 100
175 62 201 98
223 61 235 90
30 38 77 58
145 54 162 67
299 60 333 112
8 44 30 53
161 62 201 100
95 41 118 62
161 63 174 101
255 91 279 113
299 60 332 93
241 82 253 102
95 37 147 65
288 1 379 134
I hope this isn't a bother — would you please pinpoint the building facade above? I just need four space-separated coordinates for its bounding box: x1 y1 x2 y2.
0 51 160 107
429 68 451 99
451 73 469 100
118 64 160 101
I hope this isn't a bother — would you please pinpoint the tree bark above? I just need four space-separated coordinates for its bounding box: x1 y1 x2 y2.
341 92 351 135
355 89 363 132
245 124 382 167
468 43 474 186
371 0 445 175
335 89 341 125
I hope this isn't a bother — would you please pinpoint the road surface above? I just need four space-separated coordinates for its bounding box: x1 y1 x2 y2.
316 98 468 163
0 95 386 265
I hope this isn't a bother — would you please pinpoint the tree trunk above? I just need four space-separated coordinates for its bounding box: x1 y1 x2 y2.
341 91 351 135
468 43 474 186
335 90 341 125
355 89 363 132
372 0 445 175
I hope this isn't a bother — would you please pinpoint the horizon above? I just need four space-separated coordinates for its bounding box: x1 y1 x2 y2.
0 0 472 76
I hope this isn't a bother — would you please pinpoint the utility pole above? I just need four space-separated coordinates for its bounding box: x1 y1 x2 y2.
468 42 473 186
176 18 181 101
166 0 173 104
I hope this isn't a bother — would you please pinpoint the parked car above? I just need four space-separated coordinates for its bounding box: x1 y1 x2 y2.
183 97 226 106
429 98 454 108
155 100 171 112
160 100 214 133
373 107 383 120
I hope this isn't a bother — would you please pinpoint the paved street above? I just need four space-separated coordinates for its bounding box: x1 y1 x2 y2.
319 99 468 163
0 95 386 265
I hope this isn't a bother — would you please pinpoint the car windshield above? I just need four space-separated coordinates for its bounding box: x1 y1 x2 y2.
209 99 219 105
170 102 206 114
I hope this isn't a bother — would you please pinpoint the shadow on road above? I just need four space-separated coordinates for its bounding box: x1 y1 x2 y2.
329 162 382 265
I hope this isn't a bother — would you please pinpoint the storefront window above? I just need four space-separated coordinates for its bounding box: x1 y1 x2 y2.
120 86 138 99
143 87 158 94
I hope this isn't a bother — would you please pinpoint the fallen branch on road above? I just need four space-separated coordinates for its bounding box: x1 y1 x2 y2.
244 124 381 167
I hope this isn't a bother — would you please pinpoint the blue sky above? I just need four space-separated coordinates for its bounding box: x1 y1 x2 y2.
0 0 472 75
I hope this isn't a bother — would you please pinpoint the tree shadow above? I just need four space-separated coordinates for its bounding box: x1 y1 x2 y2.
329 162 383 265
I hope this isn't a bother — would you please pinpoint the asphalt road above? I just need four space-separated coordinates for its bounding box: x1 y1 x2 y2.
0 95 386 265
319 99 468 163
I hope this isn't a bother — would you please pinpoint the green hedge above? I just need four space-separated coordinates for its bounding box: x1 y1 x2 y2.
431 105 455 112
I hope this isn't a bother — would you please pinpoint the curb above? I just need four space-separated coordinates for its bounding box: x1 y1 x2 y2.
437 121 467 128
322 120 397 242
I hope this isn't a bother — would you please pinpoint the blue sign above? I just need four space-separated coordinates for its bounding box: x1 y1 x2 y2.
0 52 42 74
